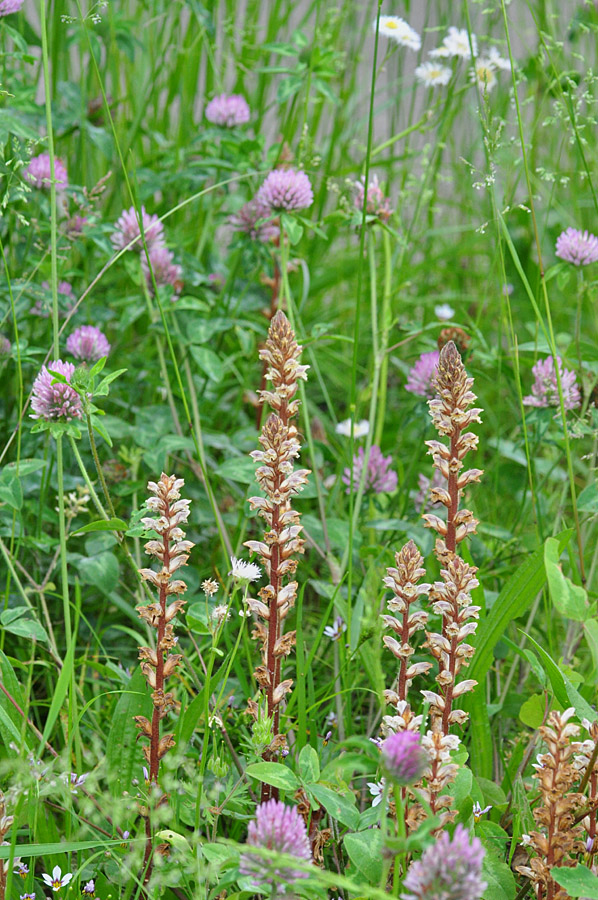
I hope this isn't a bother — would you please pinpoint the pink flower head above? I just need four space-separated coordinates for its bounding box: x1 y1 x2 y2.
30 359 82 421
523 355 581 410
24 153 68 189
33 280 76 318
205 93 250 127
230 196 279 242
66 326 111 362
257 168 314 212
405 350 440 398
66 214 88 236
0 334 10 357
402 824 487 900
240 799 312 891
555 227 598 266
354 174 393 222
0 0 24 15
111 205 165 252
381 732 429 785
141 245 183 296
342 445 398 495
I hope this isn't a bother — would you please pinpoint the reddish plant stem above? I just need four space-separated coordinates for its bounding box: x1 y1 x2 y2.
397 606 410 701
257 263 280 429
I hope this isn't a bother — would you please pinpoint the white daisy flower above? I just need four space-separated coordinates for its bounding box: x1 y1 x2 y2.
438 26 478 59
473 58 498 92
335 418 369 438
376 15 421 51
415 61 452 87
434 303 455 320
229 556 262 583
429 45 451 58
487 45 512 71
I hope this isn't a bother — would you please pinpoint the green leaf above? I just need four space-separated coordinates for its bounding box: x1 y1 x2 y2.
344 830 384 884
298 745 320 783
0 650 29 751
245 762 300 791
76 552 120 595
105 669 153 797
94 368 127 397
190 345 224 382
481 848 517 900
578 483 598 513
0 473 23 510
0 839 124 859
545 537 588 621
583 618 598 675
519 693 546 729
280 213 303 245
215 457 257 484
523 632 596 722
71 517 127 535
309 784 360 830
552 864 598 898
2 459 45 477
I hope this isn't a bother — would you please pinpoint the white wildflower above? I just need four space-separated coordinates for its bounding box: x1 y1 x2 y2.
487 45 512 70
336 418 369 438
376 15 421 51
473 58 498 92
434 303 455 320
229 556 262 583
415 61 452 87
434 26 477 59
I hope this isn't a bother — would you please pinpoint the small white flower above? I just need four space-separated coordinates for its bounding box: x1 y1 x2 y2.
434 303 455 320
473 58 498 92
336 418 369 438
238 608 252 618
367 778 387 807
376 15 421 51
42 866 73 892
429 45 451 58
415 61 452 87
473 801 492 821
229 556 261 583
487 45 512 71
212 604 231 625
323 616 347 642
437 26 477 59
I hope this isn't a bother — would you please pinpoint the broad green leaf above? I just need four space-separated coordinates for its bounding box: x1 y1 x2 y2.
344 830 384 884
76 552 119 595
105 668 152 797
215 457 257 484
0 473 23 510
298 745 320 784
245 762 300 791
552 864 598 898
71 517 127 535
519 693 546 729
0 650 28 751
583 618 598 675
481 849 517 900
523 633 596 722
2 459 45 477
545 537 588 621
309 784 360 830
578 483 598 513
190 345 224 382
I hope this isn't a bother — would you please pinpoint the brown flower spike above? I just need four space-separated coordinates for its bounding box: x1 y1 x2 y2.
422 341 483 734
244 311 310 801
135 474 193 880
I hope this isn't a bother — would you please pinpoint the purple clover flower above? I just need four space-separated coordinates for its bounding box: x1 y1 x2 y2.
0 335 10 358
342 445 398 495
141 245 183 297
402 824 487 900
111 205 165 253
405 350 440 398
257 168 314 212
0 0 24 14
240 800 312 891
230 197 279 242
205 93 250 127
381 732 429 786
67 214 88 236
354 174 393 222
33 280 76 319
555 227 598 266
24 153 68 189
523 356 581 411
30 360 83 422
66 326 110 362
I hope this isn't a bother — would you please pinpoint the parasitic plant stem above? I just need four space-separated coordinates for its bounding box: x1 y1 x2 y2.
134 474 193 886
245 311 310 802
